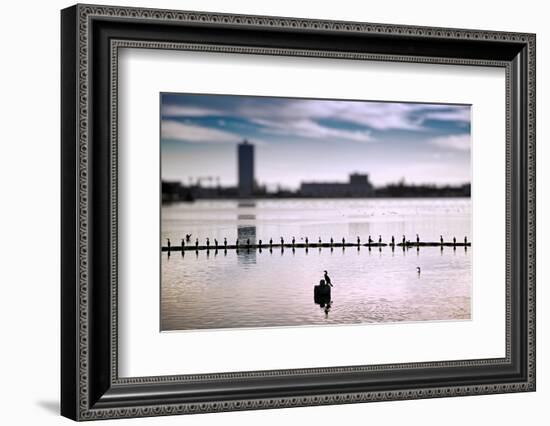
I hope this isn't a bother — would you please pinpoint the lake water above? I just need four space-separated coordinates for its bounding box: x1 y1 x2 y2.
161 198 471 331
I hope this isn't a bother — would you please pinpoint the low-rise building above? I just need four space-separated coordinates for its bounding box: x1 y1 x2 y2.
300 173 374 197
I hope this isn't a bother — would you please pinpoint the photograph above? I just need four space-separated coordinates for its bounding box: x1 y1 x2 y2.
160 93 473 331
58 3 536 420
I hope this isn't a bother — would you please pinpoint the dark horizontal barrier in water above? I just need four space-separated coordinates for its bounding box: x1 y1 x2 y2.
161 242 472 252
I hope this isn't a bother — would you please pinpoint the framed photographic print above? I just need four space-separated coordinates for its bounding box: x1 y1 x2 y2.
61 4 536 421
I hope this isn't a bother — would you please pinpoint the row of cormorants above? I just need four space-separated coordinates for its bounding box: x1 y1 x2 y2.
165 234 469 249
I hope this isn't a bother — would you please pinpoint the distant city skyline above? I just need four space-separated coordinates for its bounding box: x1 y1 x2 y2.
161 93 471 189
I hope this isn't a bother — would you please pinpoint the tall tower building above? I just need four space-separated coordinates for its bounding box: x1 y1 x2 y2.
238 140 254 197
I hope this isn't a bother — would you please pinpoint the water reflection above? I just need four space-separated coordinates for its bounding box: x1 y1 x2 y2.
161 198 472 331
237 225 256 265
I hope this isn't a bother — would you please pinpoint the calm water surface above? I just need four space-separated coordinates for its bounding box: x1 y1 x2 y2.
161 198 471 330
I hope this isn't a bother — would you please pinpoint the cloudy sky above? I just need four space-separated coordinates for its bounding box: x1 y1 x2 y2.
161 93 471 189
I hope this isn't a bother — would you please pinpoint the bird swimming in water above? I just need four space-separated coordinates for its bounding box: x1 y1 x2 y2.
324 270 333 287
416 266 421 274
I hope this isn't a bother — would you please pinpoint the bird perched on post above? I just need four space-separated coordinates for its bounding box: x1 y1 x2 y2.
357 236 360 245
416 234 420 244
195 238 199 248
166 238 171 250
324 270 333 287
440 235 444 245
378 235 382 244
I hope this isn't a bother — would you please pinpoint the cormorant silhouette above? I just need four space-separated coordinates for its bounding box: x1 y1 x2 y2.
323 270 333 287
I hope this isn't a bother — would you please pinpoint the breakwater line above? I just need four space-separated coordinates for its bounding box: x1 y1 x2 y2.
162 241 471 252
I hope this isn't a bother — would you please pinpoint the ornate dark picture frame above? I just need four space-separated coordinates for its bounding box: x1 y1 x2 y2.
61 4 536 421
